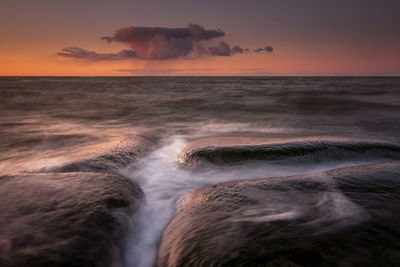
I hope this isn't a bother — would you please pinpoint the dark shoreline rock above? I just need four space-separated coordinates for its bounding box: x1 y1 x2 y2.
0 172 143 267
179 136 400 166
158 161 400 267
41 135 156 174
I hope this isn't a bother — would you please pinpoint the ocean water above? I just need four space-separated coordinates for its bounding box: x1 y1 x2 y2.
1 76 400 266
1 76 400 172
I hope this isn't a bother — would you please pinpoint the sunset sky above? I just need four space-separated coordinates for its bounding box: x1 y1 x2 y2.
1 0 399 76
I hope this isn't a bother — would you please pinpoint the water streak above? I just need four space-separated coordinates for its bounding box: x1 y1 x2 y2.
122 136 373 267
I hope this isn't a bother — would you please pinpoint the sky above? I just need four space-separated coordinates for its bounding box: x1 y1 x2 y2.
0 0 399 76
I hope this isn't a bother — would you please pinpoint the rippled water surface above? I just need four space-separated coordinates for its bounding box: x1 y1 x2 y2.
1 76 400 171
1 76 400 266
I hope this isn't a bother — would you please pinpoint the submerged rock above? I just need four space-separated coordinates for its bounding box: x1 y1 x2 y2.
179 135 400 166
0 172 143 267
158 161 400 266
43 135 156 174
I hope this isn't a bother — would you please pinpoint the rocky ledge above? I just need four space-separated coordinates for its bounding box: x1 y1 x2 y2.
0 172 143 267
42 135 156 174
179 135 400 166
158 161 400 266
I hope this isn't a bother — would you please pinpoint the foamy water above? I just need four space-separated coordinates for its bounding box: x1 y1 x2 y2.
122 136 371 267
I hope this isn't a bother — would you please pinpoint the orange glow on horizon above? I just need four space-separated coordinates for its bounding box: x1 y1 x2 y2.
1 46 399 76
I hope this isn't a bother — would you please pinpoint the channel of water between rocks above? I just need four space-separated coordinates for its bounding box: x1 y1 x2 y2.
121 136 390 267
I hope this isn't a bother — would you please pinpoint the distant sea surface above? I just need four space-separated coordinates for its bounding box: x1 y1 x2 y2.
1 76 400 266
1 76 400 172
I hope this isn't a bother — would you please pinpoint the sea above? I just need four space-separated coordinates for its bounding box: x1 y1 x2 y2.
1 76 400 266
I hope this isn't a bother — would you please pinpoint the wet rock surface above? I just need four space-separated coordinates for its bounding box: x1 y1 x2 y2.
158 161 400 267
44 135 156 174
0 172 143 267
179 136 400 166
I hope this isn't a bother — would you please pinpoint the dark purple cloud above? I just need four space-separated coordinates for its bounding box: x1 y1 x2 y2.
57 47 138 61
118 49 139 58
101 24 225 60
102 24 224 44
208 42 244 56
231 45 244 54
57 24 274 61
254 46 274 53
208 42 231 56
264 46 274 52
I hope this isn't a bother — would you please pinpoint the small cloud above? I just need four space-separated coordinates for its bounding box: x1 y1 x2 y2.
264 46 274 52
231 46 244 54
254 45 274 53
208 42 244 56
208 42 231 56
57 47 137 61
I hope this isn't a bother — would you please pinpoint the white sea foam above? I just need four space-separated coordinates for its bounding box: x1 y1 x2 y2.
122 135 371 267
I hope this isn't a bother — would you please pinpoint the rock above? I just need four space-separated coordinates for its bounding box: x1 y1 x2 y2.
0 172 143 267
158 161 400 266
179 135 400 166
42 135 156 174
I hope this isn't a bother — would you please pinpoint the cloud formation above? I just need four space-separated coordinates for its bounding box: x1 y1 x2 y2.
254 46 274 53
57 24 274 61
208 42 231 56
102 24 224 44
207 42 244 56
57 47 138 61
101 24 224 60
231 46 244 54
